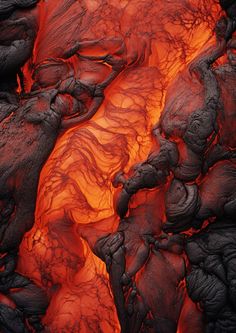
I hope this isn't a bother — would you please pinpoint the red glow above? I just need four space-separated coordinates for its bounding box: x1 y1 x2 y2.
16 0 222 331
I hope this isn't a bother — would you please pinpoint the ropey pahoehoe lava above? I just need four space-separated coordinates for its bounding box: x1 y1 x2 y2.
0 0 235 332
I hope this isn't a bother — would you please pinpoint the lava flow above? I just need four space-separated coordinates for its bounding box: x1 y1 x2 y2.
13 0 222 332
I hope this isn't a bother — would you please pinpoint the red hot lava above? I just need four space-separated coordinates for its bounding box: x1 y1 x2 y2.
6 0 226 332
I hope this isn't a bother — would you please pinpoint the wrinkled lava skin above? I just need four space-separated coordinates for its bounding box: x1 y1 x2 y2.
0 0 236 333
114 7 236 333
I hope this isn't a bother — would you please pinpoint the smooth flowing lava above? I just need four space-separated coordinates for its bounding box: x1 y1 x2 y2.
0 0 235 332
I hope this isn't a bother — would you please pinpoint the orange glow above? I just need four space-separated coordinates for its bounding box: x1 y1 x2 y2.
17 0 222 332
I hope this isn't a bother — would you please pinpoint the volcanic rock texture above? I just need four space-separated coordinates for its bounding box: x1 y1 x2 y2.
0 0 235 333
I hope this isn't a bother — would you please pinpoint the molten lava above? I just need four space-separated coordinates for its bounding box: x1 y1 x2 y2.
15 0 223 331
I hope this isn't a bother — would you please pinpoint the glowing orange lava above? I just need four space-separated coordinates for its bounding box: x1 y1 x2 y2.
17 1 221 332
